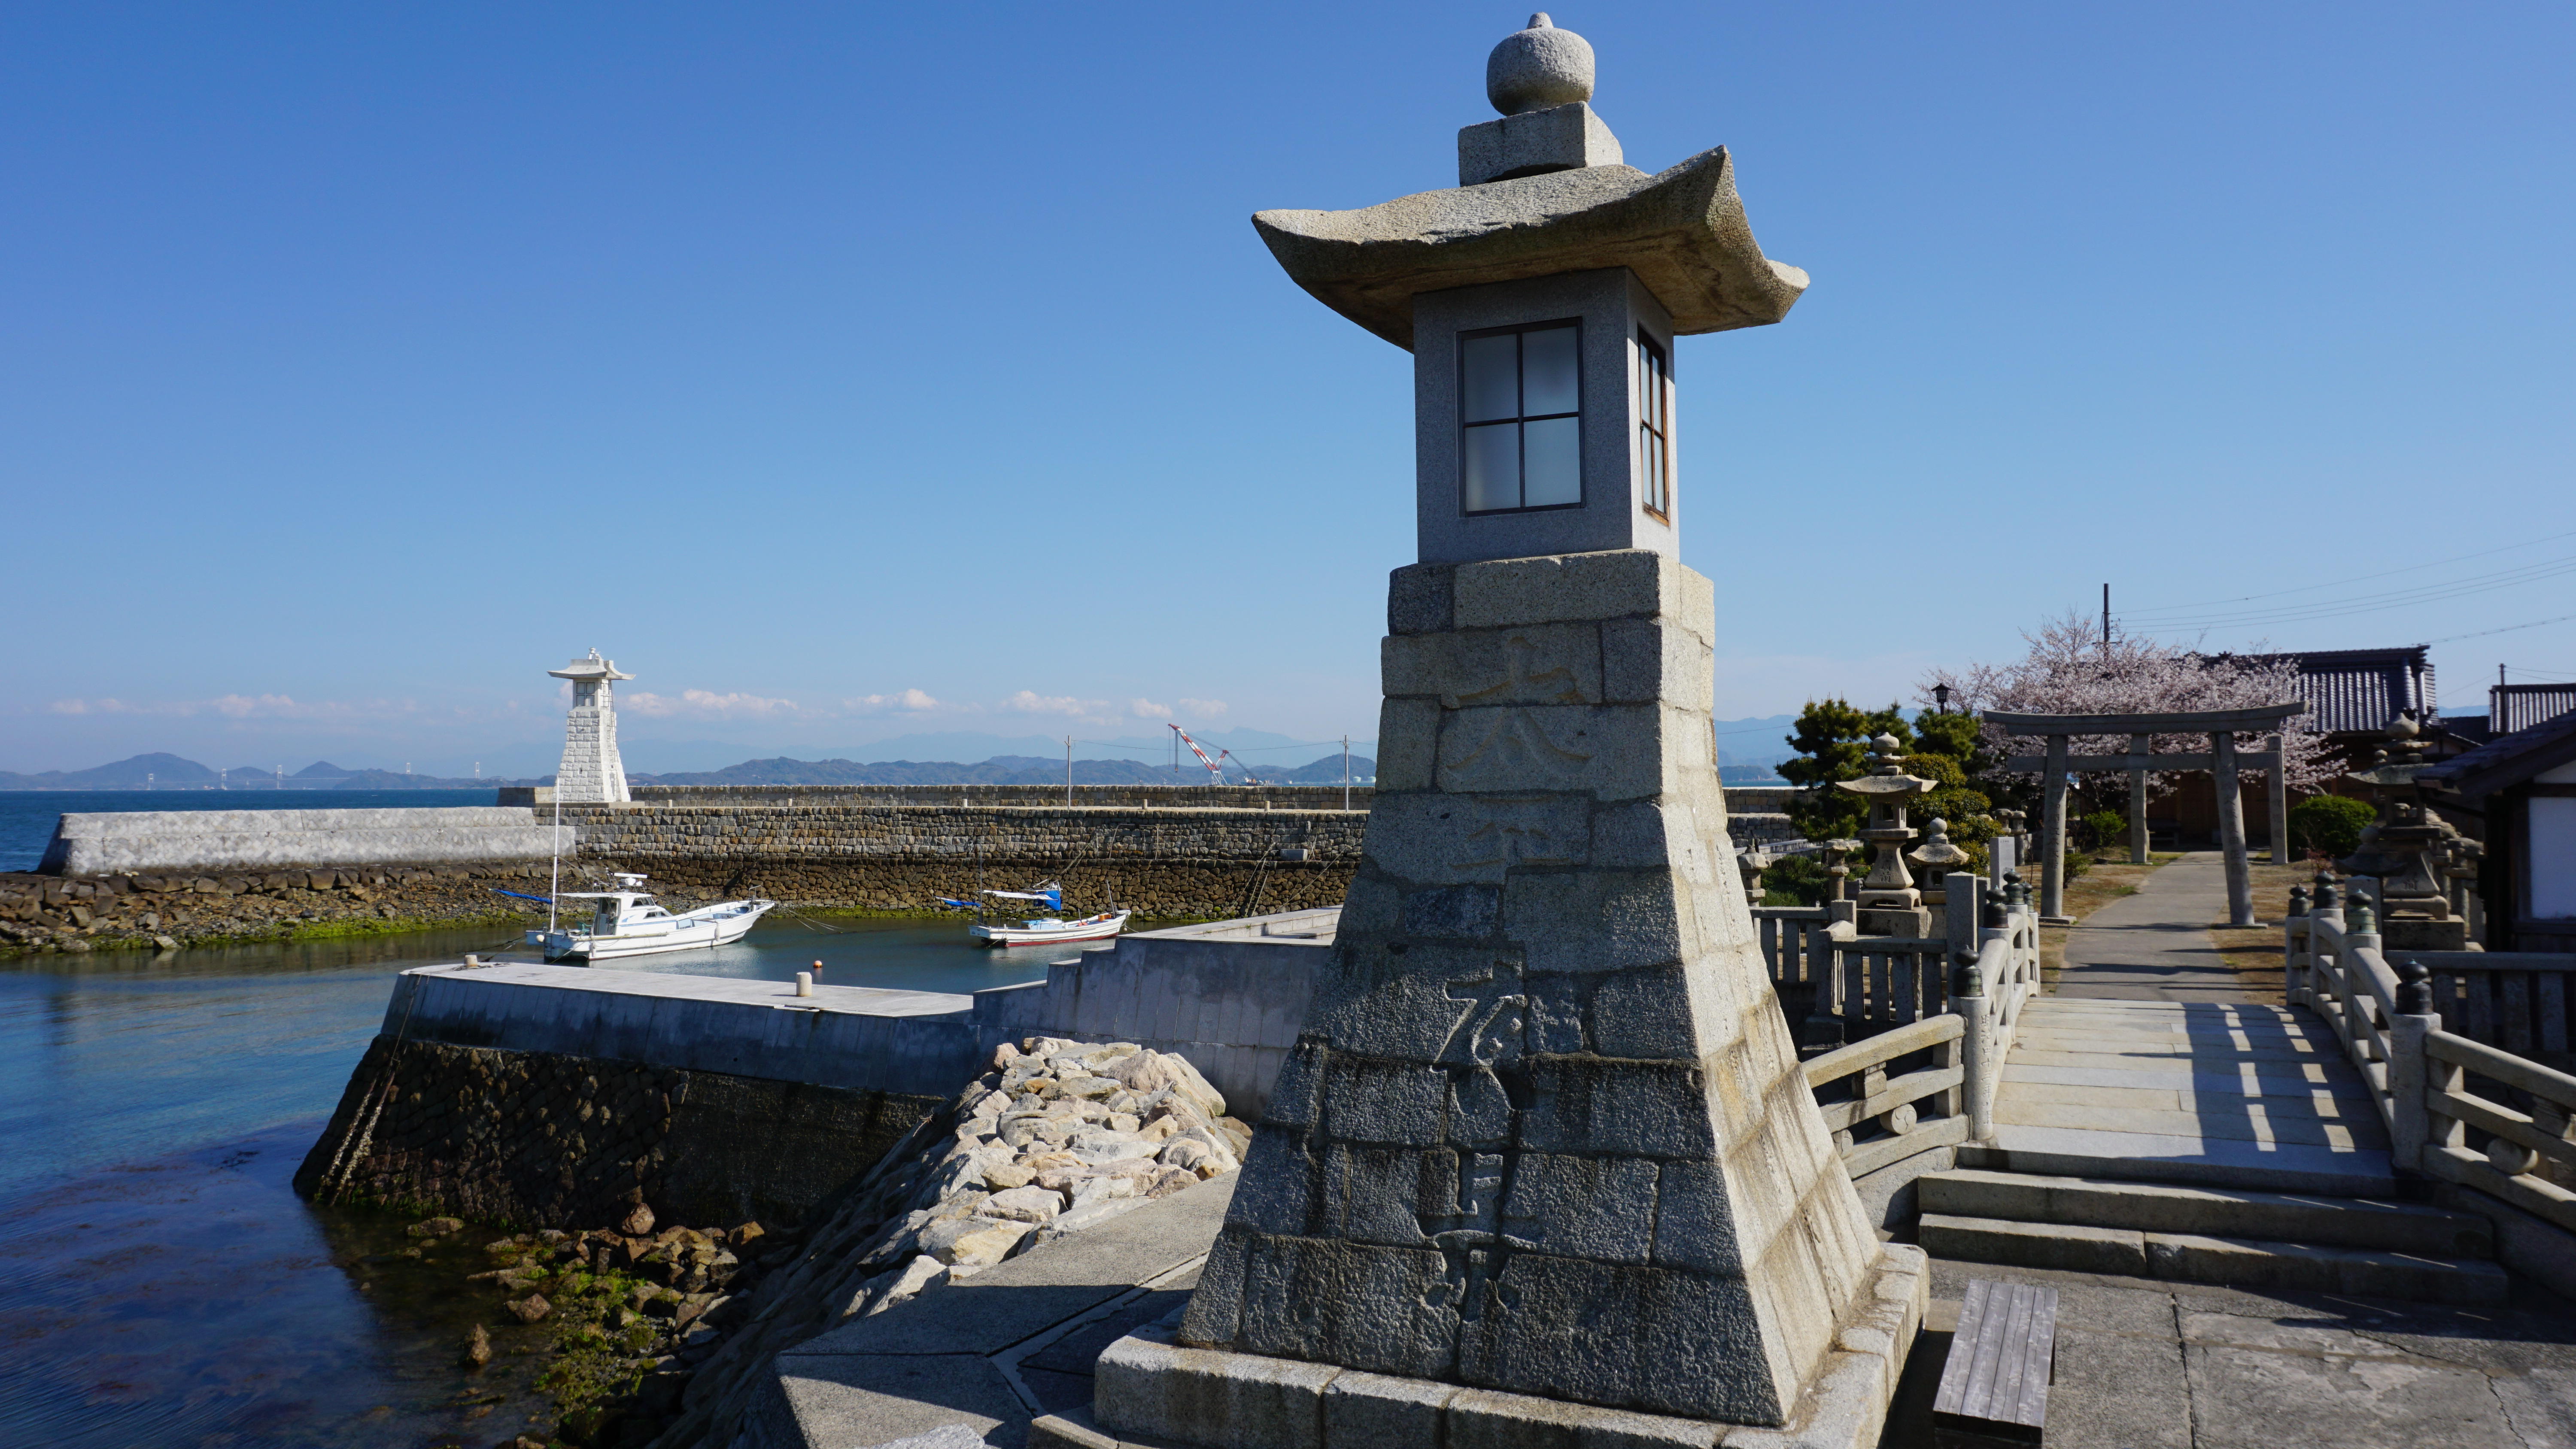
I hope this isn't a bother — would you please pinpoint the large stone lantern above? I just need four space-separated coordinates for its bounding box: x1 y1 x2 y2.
2338 714 2471 950
1068 16 1925 1449
1836 733 1935 935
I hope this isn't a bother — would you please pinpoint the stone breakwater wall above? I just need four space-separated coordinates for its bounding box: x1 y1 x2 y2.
631 783 1379 810
11 794 1792 952
295 1034 940 1231
561 803 1371 919
39 806 566 876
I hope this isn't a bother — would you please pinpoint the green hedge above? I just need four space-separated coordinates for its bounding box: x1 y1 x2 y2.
2288 795 2375 859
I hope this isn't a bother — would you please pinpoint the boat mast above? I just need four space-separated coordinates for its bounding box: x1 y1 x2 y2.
547 788 562 933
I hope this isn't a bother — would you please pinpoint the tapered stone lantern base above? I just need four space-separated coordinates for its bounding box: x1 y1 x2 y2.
1037 551 1924 1449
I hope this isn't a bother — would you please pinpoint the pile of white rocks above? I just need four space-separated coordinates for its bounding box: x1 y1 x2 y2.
650 1037 1246 1449
849 1036 1249 1303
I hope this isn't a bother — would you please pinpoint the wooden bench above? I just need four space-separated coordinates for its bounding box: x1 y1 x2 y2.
1934 1278 2057 1446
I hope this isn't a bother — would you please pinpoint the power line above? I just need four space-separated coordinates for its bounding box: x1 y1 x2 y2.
2130 555 2576 632
2422 611 2576 645
2120 526 2576 618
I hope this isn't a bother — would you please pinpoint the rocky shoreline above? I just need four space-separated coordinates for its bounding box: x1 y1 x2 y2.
0 864 553 955
379 1201 791 1449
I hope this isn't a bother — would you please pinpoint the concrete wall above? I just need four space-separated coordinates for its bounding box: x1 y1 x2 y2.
40 807 570 876
968 909 1334 1120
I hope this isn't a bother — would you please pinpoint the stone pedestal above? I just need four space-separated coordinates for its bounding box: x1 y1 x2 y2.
1081 551 1910 1446
1856 906 1931 940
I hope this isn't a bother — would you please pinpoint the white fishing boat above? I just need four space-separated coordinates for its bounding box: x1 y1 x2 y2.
969 907 1135 948
525 873 776 963
941 882 1133 948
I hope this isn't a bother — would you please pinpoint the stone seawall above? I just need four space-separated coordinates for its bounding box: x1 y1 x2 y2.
563 803 1369 919
295 1035 939 1230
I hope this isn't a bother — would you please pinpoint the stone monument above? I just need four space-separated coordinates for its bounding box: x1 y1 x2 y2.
549 649 633 804
1049 17 1924 1449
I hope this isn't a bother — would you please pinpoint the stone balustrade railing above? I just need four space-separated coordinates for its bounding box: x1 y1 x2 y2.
1780 873 2041 1187
2290 890 2576 1285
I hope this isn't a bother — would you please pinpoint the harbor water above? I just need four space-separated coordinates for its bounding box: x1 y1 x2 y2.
0 830 1092 1447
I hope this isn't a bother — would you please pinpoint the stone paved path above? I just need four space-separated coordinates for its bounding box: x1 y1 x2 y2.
2058 851 2251 1002
1974 853 2394 1194
1971 995 2396 1194
1881 1258 2576 1449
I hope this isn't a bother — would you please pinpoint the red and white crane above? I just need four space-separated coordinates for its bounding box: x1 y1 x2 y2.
1169 723 1258 785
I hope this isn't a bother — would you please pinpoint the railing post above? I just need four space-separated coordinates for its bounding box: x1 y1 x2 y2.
2284 885 2311 1006
2309 873 2343 1012
1955 952 1994 1143
2389 962 2437 1172
1944 871 1979 965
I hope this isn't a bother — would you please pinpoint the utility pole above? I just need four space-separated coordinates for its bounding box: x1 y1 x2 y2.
1343 734 1352 811
1066 736 1074 806
2102 583 2111 646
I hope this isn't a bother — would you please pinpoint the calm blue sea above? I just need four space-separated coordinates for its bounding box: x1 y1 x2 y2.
0 794 1094 1445
0 789 504 874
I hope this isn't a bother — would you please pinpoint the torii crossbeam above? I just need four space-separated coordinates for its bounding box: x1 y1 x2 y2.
1985 703 2307 927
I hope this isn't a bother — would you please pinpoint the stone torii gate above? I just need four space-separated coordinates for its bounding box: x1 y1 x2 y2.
1987 702 2306 928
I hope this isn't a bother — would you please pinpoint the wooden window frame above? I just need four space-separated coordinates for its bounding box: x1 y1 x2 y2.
1458 319 1584 516
1637 330 1672 522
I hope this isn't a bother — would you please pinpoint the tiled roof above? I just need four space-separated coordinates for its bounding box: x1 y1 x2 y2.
2418 708 2576 801
2494 684 2576 735
2237 647 2434 737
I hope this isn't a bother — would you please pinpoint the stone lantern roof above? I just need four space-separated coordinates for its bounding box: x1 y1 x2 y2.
1250 13 1808 349
548 649 633 683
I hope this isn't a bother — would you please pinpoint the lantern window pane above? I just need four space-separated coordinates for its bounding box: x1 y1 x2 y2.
1458 319 1583 515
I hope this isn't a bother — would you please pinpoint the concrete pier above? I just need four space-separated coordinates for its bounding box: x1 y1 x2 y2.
303 909 1340 1229
384 962 988 1099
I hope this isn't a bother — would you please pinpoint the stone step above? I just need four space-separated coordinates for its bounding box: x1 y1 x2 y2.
1919 1213 2508 1305
1919 1170 2494 1258
1955 1129 2397 1197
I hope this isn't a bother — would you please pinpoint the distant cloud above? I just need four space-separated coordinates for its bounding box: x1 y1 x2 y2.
622 689 800 718
849 688 944 713
1179 698 1229 718
47 693 384 720
1129 698 1172 719
1003 691 1102 718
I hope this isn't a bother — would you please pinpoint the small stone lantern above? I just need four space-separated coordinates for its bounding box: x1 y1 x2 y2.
1908 817 1975 908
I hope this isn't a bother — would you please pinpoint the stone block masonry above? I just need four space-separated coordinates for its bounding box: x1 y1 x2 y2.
1160 551 1889 1435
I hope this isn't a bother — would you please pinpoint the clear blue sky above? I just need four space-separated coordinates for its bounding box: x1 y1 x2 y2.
4 2 2569 776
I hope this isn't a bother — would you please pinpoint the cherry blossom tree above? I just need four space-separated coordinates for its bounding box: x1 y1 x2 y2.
1919 613 2336 807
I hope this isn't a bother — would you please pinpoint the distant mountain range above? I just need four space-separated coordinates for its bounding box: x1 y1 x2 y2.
0 751 1376 791
1 715 1808 792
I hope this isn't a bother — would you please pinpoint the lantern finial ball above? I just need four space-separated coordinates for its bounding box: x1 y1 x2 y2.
1487 13 1596 116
